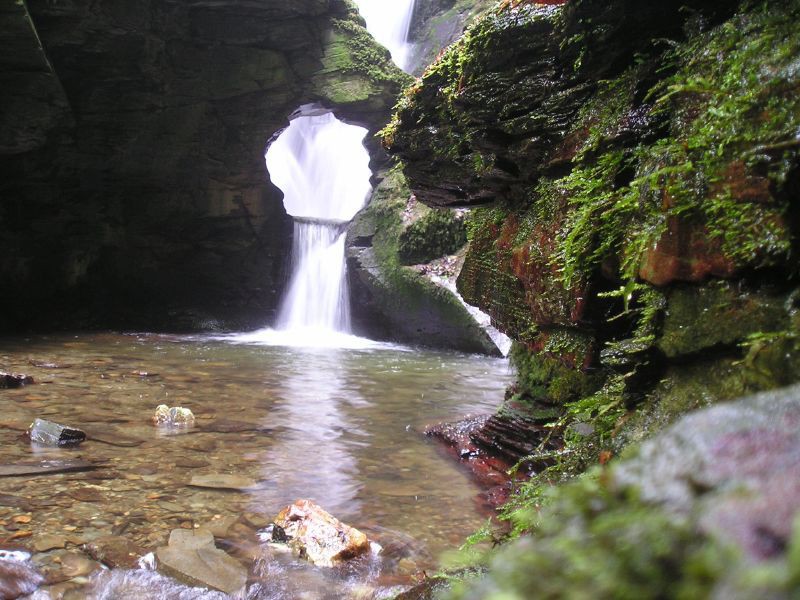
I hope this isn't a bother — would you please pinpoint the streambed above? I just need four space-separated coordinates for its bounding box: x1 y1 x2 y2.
0 333 511 598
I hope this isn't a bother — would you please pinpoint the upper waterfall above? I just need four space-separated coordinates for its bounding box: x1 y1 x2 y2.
265 111 372 222
355 0 417 71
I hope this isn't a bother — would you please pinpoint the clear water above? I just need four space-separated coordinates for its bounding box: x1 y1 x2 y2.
0 333 511 598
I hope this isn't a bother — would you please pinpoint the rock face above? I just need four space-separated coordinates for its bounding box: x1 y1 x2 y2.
405 0 495 76
0 0 407 332
385 0 800 463
451 385 800 600
272 499 371 567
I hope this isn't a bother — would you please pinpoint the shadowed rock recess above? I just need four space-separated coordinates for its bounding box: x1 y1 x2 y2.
385 0 800 596
0 0 408 331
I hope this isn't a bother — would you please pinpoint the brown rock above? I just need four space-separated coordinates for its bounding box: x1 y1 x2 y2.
84 535 146 569
273 499 370 567
0 559 43 599
33 534 67 552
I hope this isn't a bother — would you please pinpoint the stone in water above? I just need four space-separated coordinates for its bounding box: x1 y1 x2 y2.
156 528 247 594
153 404 195 427
0 372 34 389
27 418 86 447
272 499 371 566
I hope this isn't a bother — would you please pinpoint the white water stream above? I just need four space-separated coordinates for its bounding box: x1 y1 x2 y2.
356 0 417 71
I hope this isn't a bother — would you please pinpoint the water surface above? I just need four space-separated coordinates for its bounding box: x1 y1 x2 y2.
0 333 511 598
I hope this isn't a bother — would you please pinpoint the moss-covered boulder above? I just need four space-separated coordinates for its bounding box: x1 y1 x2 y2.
449 384 800 600
347 167 501 354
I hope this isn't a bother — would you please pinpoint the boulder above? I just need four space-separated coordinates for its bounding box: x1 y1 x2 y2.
156 528 247 595
272 499 371 567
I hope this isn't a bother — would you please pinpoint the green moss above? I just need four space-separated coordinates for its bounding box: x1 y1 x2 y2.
449 469 731 600
398 207 467 265
509 335 602 406
553 1 800 287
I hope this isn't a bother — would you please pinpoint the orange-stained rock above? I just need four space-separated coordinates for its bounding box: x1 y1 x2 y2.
273 499 370 567
638 216 738 286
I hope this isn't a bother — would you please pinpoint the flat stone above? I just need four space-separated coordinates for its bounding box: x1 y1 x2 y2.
33 534 67 552
0 460 100 478
204 516 238 538
188 474 258 491
84 535 146 569
156 528 247 595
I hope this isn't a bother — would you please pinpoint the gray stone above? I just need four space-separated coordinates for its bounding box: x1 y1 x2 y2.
156 528 247 595
27 418 86 447
615 383 800 562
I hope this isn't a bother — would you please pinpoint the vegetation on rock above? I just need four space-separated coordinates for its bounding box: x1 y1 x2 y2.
385 0 800 595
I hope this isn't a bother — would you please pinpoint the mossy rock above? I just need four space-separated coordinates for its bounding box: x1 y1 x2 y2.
449 384 800 600
398 207 467 265
347 167 499 354
657 281 791 358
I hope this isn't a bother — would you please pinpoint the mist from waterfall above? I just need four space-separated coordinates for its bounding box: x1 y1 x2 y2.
356 0 417 71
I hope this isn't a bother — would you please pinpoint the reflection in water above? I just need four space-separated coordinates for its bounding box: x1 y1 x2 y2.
0 334 511 598
259 349 364 516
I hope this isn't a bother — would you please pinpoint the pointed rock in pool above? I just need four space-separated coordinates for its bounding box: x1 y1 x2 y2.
188 474 258 491
273 499 371 567
156 528 247 595
27 418 86 447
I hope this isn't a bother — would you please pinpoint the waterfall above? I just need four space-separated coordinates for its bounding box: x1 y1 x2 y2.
266 109 371 337
275 218 351 332
355 0 417 71
237 5 416 348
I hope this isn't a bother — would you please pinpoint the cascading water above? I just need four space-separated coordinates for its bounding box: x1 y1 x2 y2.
266 110 371 339
356 0 417 71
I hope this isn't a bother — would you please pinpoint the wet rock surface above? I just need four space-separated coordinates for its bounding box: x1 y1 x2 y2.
156 528 247 595
272 499 371 567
